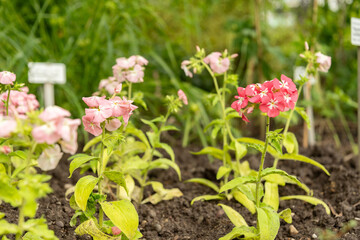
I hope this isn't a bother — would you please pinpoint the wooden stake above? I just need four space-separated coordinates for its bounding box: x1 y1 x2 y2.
358 47 360 171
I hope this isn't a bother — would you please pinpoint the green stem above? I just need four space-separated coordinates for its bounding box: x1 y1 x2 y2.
15 200 25 240
98 123 106 227
5 88 10 116
128 82 132 100
255 116 270 207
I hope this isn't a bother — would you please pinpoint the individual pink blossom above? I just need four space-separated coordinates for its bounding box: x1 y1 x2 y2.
114 83 122 94
0 117 16 137
37 144 63 171
0 71 16 85
98 77 121 95
59 118 81 154
282 90 298 111
84 98 113 123
112 65 126 83
259 92 285 118
116 57 136 69
181 60 193 78
315 52 331 72
130 55 148 66
0 146 11 154
82 114 103 136
177 89 188 105
105 118 121 131
111 226 121 236
82 96 106 108
39 106 70 122
203 52 230 74
231 87 248 112
125 64 145 83
248 81 273 104
32 122 61 144
109 96 138 124
272 75 297 93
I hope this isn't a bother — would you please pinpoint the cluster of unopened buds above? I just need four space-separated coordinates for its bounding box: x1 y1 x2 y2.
112 55 148 83
82 96 137 136
231 75 298 122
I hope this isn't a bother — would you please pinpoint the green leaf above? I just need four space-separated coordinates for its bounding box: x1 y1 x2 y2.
211 125 221 139
0 154 10 164
260 168 309 194
22 232 43 240
283 132 299 154
142 187 183 204
279 154 330 176
191 147 231 162
237 138 280 158
148 158 181 180
263 182 279 211
190 194 225 205
219 204 248 227
75 176 99 211
160 125 179 132
219 176 257 193
262 174 286 186
233 190 256 214
280 195 330 215
69 155 98 178
225 112 242 121
257 206 280 240
216 166 231 180
146 131 157 147
219 226 258 240
295 107 310 129
141 119 159 134
0 220 19 235
204 119 224 132
278 208 292 224
126 126 150 148
8 150 27 160
234 141 247 162
185 178 219 192
83 135 102 152
100 200 139 239
75 219 120 240
23 218 58 240
104 171 128 194
0 177 22 207
155 143 175 162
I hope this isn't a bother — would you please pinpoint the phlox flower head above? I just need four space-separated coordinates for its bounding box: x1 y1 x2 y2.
231 75 298 122
315 52 331 73
177 89 188 105
0 71 16 85
112 55 148 83
98 77 122 95
0 88 39 117
0 116 17 137
203 52 230 74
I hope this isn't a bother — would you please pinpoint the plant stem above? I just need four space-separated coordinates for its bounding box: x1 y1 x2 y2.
128 82 132 100
5 88 10 116
15 200 25 240
98 124 106 227
255 116 270 207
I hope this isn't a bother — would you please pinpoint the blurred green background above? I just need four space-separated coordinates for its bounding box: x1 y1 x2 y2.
1 0 360 145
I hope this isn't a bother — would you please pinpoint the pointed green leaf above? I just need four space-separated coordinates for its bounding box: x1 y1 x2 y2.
257 206 280 240
126 126 150 148
141 119 159 133
75 176 99 211
263 182 279 211
217 166 231 180
295 107 310 129
233 190 256 214
100 200 139 239
104 171 128 194
262 174 285 186
219 226 258 240
190 194 225 205
9 150 27 160
155 143 175 162
278 208 292 224
185 178 219 192
204 119 224 132
237 138 280 158
75 219 120 240
83 136 102 152
234 141 247 162
283 132 299 154
279 154 330 176
149 158 181 180
280 195 330 215
219 176 257 193
0 177 22 207
191 147 231 162
160 125 179 132
69 155 98 178
219 204 248 227
0 220 20 235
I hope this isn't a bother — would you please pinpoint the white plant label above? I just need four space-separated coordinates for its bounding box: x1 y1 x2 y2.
351 17 360 46
28 62 66 84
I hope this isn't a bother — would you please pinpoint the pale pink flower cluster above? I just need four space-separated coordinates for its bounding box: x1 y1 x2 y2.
0 87 39 117
0 71 16 85
315 52 331 73
203 52 236 74
98 76 122 95
112 55 148 83
82 96 137 136
177 89 188 105
32 106 81 155
231 75 298 122
0 116 17 138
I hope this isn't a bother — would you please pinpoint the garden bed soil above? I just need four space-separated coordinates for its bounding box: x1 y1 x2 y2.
1 130 360 239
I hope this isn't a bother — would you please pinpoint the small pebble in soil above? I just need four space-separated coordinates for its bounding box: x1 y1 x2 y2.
312 233 318 238
216 209 224 217
289 225 299 236
56 220 64 228
148 209 156 218
196 215 204 224
154 223 162 232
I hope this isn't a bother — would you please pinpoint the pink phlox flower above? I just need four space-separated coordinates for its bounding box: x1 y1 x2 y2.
82 96 106 108
112 65 127 83
0 145 11 154
85 100 113 123
37 144 63 171
116 57 136 69
82 114 103 136
282 90 298 111
259 92 285 118
0 90 39 117
39 106 70 122
32 121 61 144
130 55 148 66
98 77 121 95
125 64 145 83
231 87 248 112
177 89 188 105
181 60 193 78
204 52 230 74
272 75 297 93
105 118 122 131
0 117 17 137
0 71 16 85
315 52 331 73
59 118 80 154
248 82 272 104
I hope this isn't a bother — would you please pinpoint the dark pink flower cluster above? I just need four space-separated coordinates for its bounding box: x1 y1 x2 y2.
231 75 298 122
112 55 148 83
0 87 39 117
82 96 137 136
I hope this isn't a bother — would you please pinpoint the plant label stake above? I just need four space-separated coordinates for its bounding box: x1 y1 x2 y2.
351 17 360 171
28 62 66 107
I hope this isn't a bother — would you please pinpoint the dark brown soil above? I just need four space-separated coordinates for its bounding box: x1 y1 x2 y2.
1 128 360 239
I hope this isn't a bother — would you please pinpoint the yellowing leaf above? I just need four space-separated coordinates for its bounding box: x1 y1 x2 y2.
74 176 99 211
